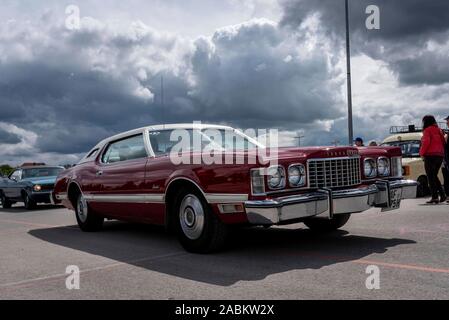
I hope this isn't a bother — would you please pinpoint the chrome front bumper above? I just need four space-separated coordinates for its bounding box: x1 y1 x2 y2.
244 179 418 225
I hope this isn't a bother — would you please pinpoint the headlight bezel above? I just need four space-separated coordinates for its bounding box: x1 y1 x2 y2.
266 165 286 190
288 164 307 188
377 157 391 177
364 158 377 179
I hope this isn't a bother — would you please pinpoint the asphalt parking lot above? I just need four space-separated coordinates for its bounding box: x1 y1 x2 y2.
0 199 448 300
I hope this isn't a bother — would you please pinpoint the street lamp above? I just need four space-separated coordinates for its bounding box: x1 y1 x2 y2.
345 0 354 146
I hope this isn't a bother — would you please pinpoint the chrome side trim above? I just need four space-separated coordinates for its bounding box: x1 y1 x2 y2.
84 194 165 204
82 192 248 204
164 177 248 204
165 177 213 203
206 194 249 204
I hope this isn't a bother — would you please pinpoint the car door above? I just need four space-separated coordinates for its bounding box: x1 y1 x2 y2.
89 134 150 220
3 170 23 200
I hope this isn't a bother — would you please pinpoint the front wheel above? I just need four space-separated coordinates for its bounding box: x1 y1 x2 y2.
75 194 104 232
304 214 351 233
23 193 37 210
0 192 12 209
174 189 228 253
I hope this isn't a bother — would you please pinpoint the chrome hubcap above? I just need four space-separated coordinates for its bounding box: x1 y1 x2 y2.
77 195 88 223
179 194 205 240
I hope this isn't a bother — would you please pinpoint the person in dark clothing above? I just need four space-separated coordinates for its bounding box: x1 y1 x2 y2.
442 116 449 199
420 115 447 204
354 137 364 147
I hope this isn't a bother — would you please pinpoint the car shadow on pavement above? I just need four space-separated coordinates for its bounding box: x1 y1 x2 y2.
29 222 416 286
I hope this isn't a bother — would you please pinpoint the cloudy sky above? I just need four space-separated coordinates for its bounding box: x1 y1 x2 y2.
1 0 449 165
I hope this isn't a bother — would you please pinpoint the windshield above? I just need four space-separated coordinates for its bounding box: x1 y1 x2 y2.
149 129 260 156
382 140 421 158
22 167 63 179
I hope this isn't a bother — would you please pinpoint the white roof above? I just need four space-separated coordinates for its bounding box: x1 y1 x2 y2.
86 123 236 156
105 123 234 143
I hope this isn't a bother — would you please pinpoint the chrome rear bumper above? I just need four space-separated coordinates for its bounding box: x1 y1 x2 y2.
244 179 417 225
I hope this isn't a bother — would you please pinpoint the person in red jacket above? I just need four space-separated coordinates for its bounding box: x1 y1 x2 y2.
420 115 446 204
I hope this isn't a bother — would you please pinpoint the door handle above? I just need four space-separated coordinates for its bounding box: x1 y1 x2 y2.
96 170 103 176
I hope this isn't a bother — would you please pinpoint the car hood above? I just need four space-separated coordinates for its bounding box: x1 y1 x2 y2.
254 146 360 161
21 176 57 185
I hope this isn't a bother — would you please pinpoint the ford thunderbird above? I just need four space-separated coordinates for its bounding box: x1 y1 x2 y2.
0 166 65 209
52 124 417 253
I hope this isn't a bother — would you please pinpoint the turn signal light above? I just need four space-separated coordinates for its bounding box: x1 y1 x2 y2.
218 204 244 214
402 166 410 177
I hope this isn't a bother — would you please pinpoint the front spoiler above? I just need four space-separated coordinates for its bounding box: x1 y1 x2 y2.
244 179 417 225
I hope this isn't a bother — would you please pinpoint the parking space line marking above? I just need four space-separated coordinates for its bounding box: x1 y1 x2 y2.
353 259 449 274
292 251 449 275
0 251 187 291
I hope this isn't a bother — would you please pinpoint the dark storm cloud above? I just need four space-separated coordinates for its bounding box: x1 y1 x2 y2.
0 17 343 162
0 128 21 144
393 53 449 86
188 20 343 129
280 0 449 85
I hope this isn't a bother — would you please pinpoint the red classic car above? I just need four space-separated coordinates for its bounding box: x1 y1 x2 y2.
53 124 417 253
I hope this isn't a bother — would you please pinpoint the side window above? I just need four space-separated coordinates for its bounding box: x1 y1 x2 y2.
102 134 147 164
149 131 177 156
10 170 22 181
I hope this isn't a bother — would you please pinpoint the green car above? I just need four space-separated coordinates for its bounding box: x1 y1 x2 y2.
0 166 65 210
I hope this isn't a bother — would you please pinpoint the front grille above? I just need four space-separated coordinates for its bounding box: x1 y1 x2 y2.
40 184 54 191
308 157 361 189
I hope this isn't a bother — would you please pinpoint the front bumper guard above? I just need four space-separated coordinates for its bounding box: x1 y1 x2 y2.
244 179 417 225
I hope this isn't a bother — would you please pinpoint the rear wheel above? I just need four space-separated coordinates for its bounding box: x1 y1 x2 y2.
75 194 104 232
417 175 430 198
0 192 12 209
173 188 228 253
23 193 36 210
304 214 351 233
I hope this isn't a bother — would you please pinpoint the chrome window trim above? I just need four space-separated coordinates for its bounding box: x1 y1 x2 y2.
99 132 149 165
143 128 156 158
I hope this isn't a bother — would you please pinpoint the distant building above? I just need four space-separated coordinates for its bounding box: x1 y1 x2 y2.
20 162 46 167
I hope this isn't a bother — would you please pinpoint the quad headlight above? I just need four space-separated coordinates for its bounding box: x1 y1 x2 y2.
288 164 306 187
364 159 377 178
377 157 390 177
267 165 286 190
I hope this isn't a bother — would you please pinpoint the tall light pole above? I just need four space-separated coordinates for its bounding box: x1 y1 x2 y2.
294 133 305 147
345 0 354 146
